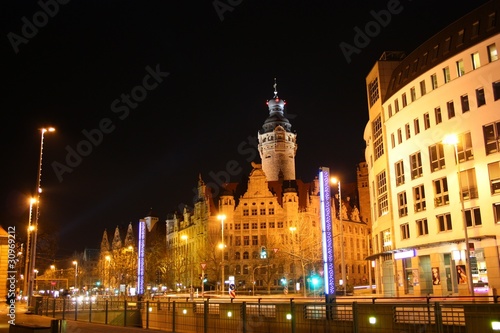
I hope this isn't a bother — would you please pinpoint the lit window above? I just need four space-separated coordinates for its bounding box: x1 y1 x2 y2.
456 59 465 77
429 143 445 171
443 66 451 83
377 171 388 217
457 132 474 162
431 74 438 89
488 44 498 62
471 52 481 69
460 168 478 200
488 162 500 194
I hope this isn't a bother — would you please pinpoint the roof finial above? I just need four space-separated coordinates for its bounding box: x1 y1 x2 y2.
273 77 278 98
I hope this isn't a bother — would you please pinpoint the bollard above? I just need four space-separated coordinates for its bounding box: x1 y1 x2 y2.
51 319 66 333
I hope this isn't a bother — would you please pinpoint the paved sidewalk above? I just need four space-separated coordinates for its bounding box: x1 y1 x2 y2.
0 302 165 333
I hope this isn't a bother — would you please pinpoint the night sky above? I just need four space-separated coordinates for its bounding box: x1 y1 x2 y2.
2 0 490 257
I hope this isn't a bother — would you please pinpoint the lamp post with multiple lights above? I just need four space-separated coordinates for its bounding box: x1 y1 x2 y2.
443 134 474 296
331 177 346 296
217 214 226 295
28 127 55 307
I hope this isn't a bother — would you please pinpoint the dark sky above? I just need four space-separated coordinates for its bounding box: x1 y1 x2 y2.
1 0 490 257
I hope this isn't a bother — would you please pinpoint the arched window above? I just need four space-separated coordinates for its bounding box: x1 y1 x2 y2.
243 252 249 259
235 252 241 260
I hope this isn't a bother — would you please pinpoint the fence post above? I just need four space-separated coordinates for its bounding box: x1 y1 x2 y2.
105 300 108 325
88 299 92 322
146 300 149 329
124 300 127 327
434 302 443 333
62 297 66 320
172 301 176 333
352 301 358 333
52 298 56 318
74 298 78 321
203 300 208 333
241 302 247 333
290 299 296 333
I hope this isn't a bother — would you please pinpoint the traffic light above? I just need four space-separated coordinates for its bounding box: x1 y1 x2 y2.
280 277 287 286
203 274 208 283
199 274 202 280
260 246 267 259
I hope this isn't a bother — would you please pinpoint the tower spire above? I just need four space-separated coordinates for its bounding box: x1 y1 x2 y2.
273 77 278 98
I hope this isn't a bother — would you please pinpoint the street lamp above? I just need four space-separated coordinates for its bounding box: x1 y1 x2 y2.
289 227 296 293
181 234 193 300
28 127 55 307
23 198 36 300
443 134 474 296
331 177 346 296
217 214 226 295
73 261 78 293
50 265 55 294
105 255 111 295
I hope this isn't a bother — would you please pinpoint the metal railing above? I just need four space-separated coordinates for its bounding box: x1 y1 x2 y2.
36 296 500 333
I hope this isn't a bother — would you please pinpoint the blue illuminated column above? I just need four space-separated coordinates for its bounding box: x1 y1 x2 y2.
137 219 146 296
319 167 336 301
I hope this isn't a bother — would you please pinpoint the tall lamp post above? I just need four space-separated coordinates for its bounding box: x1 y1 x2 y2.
217 214 226 295
331 177 346 296
181 234 193 300
289 227 297 293
443 134 474 296
73 261 78 293
23 198 36 300
105 255 111 295
28 127 55 307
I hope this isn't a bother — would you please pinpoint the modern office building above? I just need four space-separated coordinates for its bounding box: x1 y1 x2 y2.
364 0 500 296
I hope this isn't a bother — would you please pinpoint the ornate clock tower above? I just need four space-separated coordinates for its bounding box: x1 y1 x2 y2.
257 80 297 181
